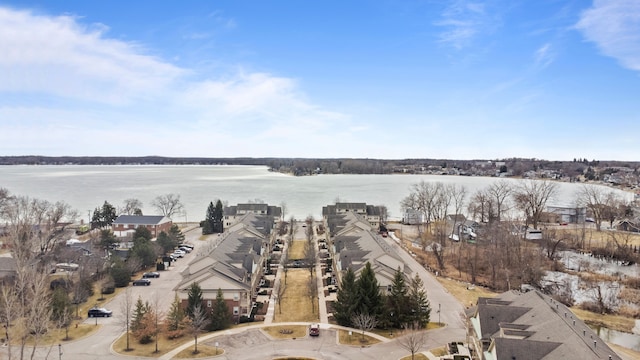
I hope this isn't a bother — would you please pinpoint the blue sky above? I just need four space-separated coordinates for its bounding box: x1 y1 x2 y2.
1 0 639 161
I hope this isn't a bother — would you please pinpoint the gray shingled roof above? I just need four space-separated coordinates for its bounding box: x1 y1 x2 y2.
112 215 169 225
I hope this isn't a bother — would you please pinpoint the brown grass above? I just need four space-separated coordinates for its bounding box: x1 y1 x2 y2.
174 344 223 358
337 329 381 346
429 346 448 356
112 332 196 357
288 240 306 260
262 325 308 339
554 227 640 248
570 307 636 333
400 354 428 360
436 276 497 308
274 269 319 323
609 343 640 360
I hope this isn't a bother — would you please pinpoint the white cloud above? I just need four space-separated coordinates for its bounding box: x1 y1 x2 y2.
534 43 554 68
575 0 640 71
435 1 492 49
0 6 352 157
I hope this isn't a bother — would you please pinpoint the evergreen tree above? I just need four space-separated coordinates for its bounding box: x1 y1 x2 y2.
134 226 152 241
333 267 358 327
156 231 176 254
131 296 150 332
130 237 157 268
169 224 185 243
110 257 131 287
203 202 215 235
99 229 118 251
355 262 383 319
91 201 117 228
186 282 203 319
165 293 188 339
213 200 224 233
387 267 409 329
209 288 231 331
407 273 430 328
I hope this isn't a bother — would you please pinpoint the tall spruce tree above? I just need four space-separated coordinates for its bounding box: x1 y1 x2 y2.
333 267 358 327
387 267 409 329
408 273 430 328
355 262 383 320
186 282 203 319
203 202 215 235
209 288 231 331
213 200 224 233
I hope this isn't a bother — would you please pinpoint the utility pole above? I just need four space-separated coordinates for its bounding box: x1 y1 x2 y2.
58 344 62 360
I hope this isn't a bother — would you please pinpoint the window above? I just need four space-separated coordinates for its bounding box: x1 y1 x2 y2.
233 307 239 315
233 293 239 301
207 300 212 308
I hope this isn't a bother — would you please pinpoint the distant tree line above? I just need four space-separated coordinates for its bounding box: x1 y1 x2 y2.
3 156 637 179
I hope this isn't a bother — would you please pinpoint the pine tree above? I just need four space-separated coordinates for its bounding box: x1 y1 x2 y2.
131 296 150 332
209 288 231 331
203 202 215 235
333 267 358 327
408 273 430 328
186 282 203 319
165 293 188 339
388 267 409 329
213 200 224 233
355 262 383 320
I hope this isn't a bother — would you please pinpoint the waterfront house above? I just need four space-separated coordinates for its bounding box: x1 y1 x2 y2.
469 290 621 360
111 215 172 238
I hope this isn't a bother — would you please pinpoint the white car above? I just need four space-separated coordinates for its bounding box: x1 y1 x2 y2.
171 251 184 258
174 249 186 255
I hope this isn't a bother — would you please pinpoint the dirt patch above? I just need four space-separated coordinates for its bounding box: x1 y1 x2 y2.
274 269 319 323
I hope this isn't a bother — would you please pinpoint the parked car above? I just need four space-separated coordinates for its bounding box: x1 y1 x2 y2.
132 279 151 286
171 251 184 258
309 323 320 336
88 307 112 317
179 246 192 253
174 249 186 255
178 243 194 250
142 272 160 278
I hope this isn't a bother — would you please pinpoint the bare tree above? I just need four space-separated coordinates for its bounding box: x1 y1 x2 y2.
188 304 209 354
512 180 558 229
577 185 621 231
397 324 427 360
151 193 184 219
351 313 378 341
307 272 318 314
486 180 512 222
121 198 143 215
448 184 467 238
276 279 286 314
401 181 443 232
120 288 134 351
467 189 490 223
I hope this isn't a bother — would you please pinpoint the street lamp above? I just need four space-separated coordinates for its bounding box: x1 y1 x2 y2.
58 343 62 360
390 312 394 336
438 303 441 325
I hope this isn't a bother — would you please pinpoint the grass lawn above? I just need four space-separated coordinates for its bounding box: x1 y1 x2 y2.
262 325 308 339
570 307 636 333
436 276 497 308
429 346 448 356
112 332 197 357
174 344 223 358
554 227 640 248
400 354 428 360
274 269 319 323
288 240 307 260
337 329 381 346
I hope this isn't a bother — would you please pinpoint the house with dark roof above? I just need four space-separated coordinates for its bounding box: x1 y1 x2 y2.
173 213 273 321
223 203 282 228
469 290 621 360
325 210 408 292
322 202 383 228
111 215 172 238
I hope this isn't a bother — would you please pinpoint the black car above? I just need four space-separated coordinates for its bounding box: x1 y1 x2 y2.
142 272 160 278
88 307 112 317
132 279 151 286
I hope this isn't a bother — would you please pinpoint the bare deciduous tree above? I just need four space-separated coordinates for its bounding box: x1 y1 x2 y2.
577 185 621 232
151 193 184 219
120 288 134 351
307 272 318 314
121 198 143 215
351 313 378 341
512 180 558 229
188 304 209 354
486 180 512 222
397 324 427 360
276 279 286 314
